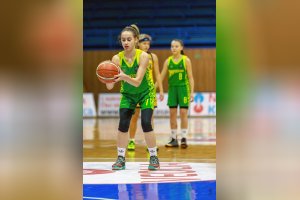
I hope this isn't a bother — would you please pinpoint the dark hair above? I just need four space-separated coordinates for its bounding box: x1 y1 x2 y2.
118 24 140 46
172 39 184 55
123 24 140 38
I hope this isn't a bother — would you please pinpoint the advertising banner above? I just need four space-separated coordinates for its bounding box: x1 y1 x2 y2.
98 92 216 117
83 93 97 117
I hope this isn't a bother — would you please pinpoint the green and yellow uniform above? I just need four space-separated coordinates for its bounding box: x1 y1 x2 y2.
118 49 155 110
136 52 157 108
167 55 190 108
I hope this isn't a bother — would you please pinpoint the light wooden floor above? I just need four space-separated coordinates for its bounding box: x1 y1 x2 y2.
83 117 216 163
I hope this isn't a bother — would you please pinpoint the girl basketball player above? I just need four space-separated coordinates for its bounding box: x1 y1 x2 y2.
161 39 194 148
105 25 160 170
127 34 164 151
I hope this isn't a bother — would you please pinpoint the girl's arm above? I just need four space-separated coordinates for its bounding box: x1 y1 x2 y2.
186 57 195 102
152 53 164 101
160 59 169 84
114 51 149 87
104 55 120 90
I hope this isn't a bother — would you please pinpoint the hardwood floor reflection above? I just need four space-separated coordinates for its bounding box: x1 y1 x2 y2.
83 117 216 162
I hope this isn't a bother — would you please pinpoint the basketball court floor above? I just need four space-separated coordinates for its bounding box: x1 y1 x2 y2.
83 117 216 199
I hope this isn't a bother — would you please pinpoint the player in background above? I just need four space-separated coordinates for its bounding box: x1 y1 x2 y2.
160 39 194 148
127 33 164 151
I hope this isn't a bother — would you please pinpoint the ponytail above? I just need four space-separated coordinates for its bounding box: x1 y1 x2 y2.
129 24 140 37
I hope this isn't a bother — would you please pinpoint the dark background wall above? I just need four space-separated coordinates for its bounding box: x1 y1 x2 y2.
84 0 216 49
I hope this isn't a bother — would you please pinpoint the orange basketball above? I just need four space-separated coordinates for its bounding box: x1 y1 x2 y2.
96 60 120 83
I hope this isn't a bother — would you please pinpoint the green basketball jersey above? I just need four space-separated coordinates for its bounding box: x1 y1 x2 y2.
118 49 154 94
168 55 189 86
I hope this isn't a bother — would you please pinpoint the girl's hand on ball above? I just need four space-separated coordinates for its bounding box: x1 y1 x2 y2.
114 69 128 82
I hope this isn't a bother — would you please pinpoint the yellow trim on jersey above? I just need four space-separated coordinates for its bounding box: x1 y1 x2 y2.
182 55 187 70
171 55 184 64
136 50 141 65
167 56 172 66
118 49 141 68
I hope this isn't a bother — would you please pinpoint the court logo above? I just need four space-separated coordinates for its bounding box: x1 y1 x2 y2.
193 93 204 113
139 163 199 183
83 162 215 184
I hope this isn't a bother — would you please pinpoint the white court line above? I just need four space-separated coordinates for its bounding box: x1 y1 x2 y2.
83 157 216 162
83 197 117 200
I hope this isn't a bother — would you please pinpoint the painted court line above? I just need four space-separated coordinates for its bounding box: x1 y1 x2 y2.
83 157 216 162
83 197 117 200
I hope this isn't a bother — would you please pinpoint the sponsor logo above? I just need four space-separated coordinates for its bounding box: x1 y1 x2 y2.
193 93 204 113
